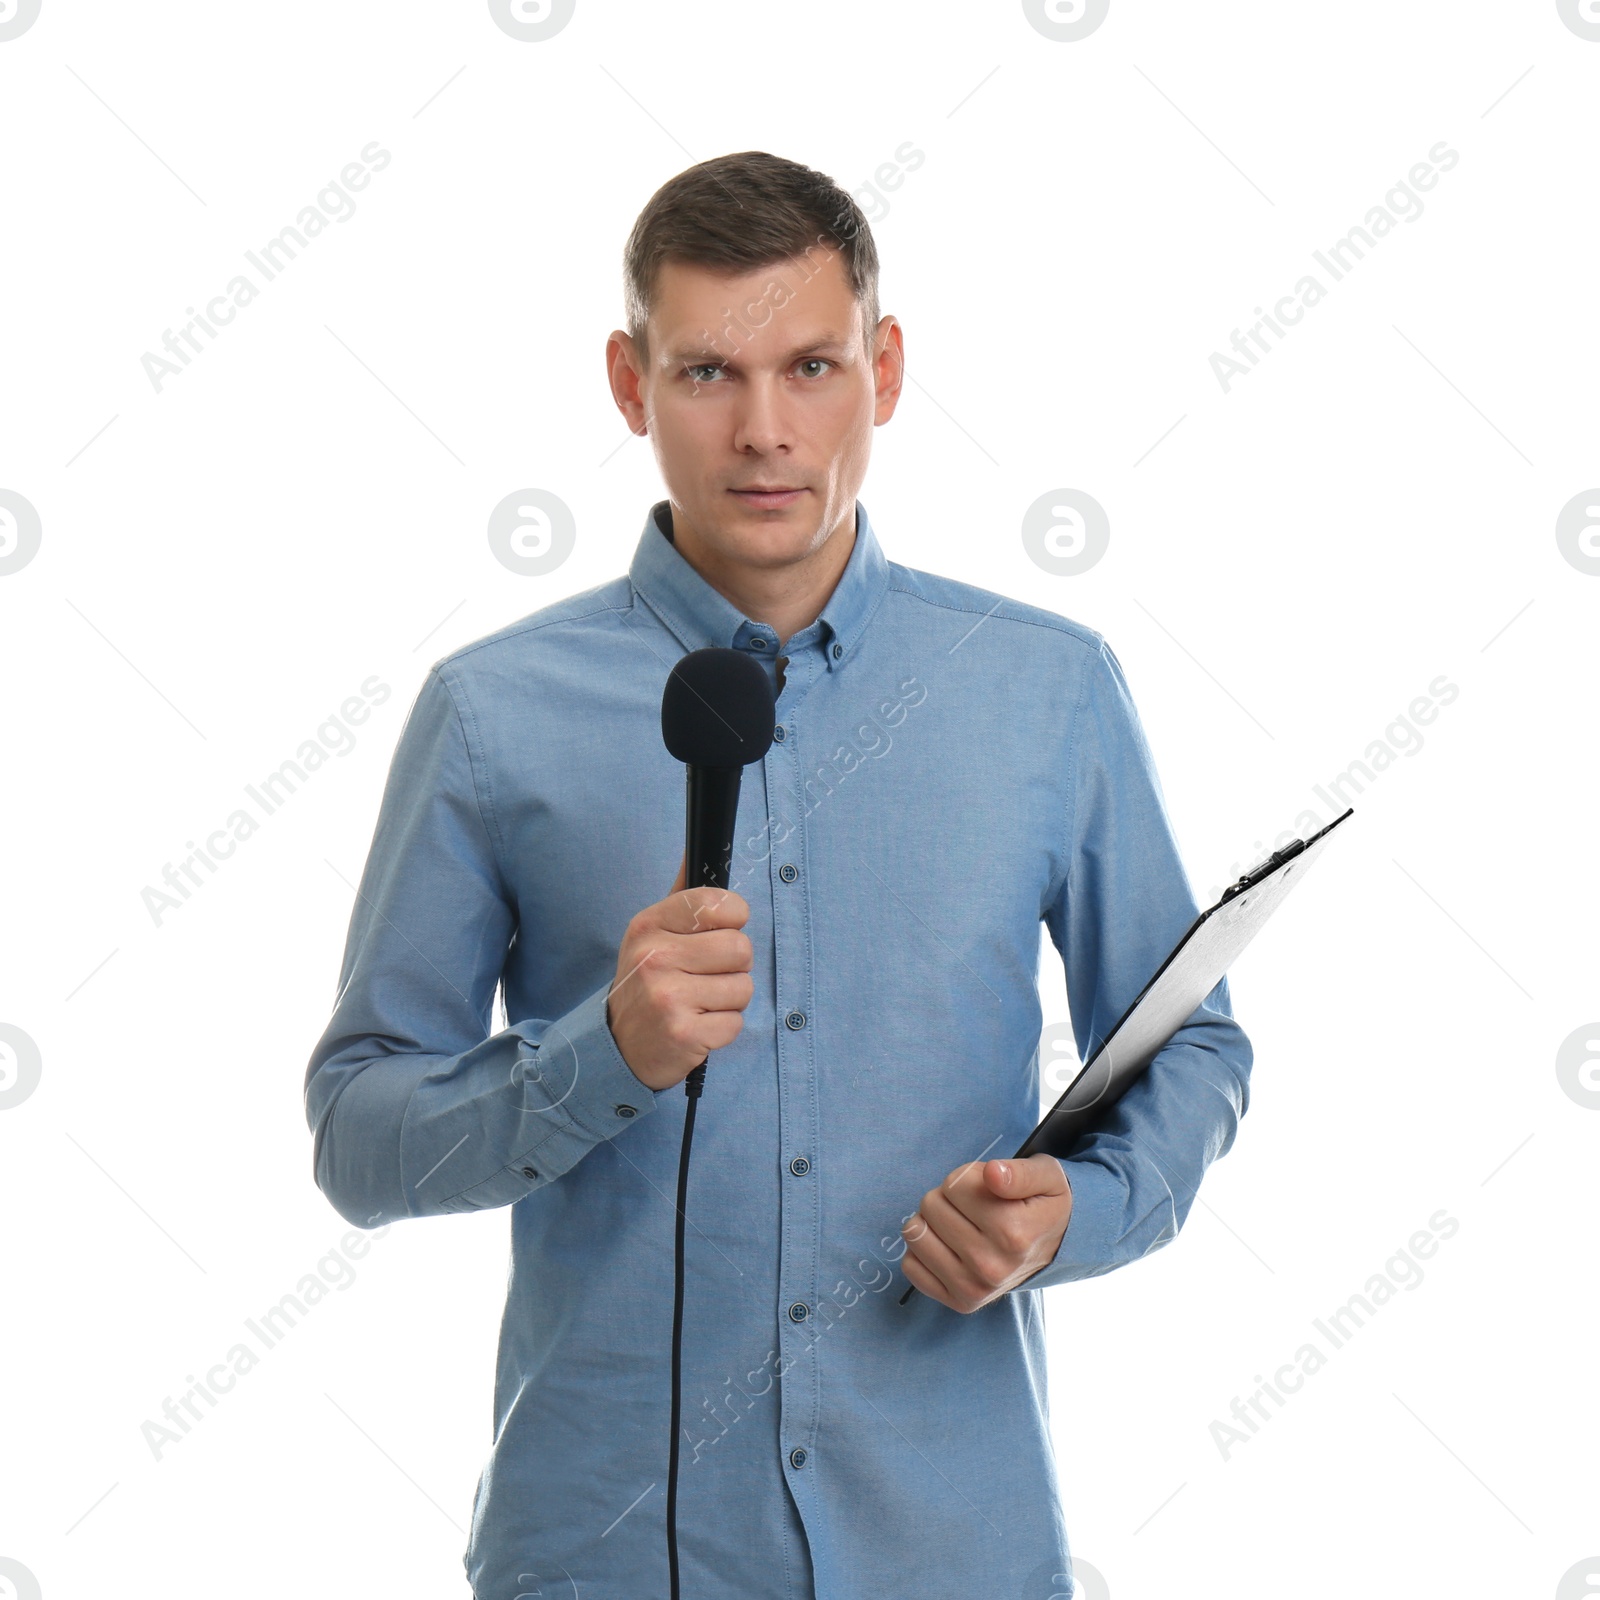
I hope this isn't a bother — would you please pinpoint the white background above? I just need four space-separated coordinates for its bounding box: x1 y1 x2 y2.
1 3 1595 1597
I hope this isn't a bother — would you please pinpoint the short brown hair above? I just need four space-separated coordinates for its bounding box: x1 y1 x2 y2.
622 150 881 362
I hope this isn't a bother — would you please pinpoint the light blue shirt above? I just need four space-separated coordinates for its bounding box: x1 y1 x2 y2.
304 498 1252 1599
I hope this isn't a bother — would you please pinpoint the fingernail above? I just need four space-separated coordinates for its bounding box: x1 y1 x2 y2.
994 1160 1010 1182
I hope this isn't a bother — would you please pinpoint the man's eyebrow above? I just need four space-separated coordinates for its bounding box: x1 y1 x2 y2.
663 333 854 365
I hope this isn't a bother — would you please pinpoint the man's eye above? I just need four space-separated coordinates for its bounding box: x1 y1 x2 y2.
798 359 831 378
685 364 722 383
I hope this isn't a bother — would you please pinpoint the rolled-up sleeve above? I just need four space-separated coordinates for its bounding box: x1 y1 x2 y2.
303 664 659 1230
1027 637 1253 1290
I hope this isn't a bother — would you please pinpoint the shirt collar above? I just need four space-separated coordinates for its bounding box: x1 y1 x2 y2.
627 497 890 673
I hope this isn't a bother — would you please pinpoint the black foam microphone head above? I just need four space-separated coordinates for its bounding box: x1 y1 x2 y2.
661 647 776 768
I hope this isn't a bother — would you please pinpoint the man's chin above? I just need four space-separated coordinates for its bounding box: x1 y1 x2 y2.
713 514 824 564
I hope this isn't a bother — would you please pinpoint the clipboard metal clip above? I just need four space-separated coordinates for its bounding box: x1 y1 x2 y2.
1220 838 1306 902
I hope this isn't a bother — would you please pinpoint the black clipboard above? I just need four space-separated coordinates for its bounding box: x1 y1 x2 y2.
898 807 1353 1305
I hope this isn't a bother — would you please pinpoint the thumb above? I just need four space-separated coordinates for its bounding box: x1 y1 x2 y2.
984 1154 1066 1200
670 850 688 896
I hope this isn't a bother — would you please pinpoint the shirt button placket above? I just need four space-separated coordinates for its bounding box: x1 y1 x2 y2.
770 694 818 1492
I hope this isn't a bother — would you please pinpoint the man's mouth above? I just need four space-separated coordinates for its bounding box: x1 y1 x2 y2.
729 486 806 508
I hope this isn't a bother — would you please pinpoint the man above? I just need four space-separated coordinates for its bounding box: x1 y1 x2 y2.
304 150 1252 1599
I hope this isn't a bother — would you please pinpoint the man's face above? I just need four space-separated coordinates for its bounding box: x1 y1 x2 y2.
607 247 903 575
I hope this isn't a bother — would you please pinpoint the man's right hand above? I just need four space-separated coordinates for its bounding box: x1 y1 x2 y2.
605 853 754 1092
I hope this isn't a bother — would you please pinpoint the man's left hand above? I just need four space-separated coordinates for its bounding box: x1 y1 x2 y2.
900 1154 1074 1313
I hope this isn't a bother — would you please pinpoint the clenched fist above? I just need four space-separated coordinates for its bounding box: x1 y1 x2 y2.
605 853 755 1092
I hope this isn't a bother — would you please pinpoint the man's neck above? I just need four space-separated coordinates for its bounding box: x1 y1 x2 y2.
667 505 856 652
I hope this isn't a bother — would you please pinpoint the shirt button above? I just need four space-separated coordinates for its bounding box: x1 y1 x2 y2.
773 724 786 742
614 1104 637 1118
784 1010 806 1030
789 1446 808 1469
832 643 842 659
778 863 798 883
521 1166 537 1179
789 1155 810 1177
750 636 767 650
788 1301 809 1322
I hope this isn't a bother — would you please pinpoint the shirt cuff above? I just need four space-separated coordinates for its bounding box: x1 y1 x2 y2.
521 980 663 1156
431 981 663 1214
1022 1156 1127 1289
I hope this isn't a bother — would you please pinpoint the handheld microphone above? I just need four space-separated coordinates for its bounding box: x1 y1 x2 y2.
661 645 777 893
658 646 775 1600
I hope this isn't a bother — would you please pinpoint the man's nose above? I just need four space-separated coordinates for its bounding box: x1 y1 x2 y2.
731 378 794 455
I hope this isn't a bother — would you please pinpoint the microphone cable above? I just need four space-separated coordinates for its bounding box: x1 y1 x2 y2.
657 643 774 1597
666 1058 708 1600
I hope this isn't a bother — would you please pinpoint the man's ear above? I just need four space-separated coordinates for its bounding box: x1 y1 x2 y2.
872 315 904 426
606 330 649 435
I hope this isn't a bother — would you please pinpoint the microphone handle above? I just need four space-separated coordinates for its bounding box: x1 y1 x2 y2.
680 762 742 1093
684 764 743 892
